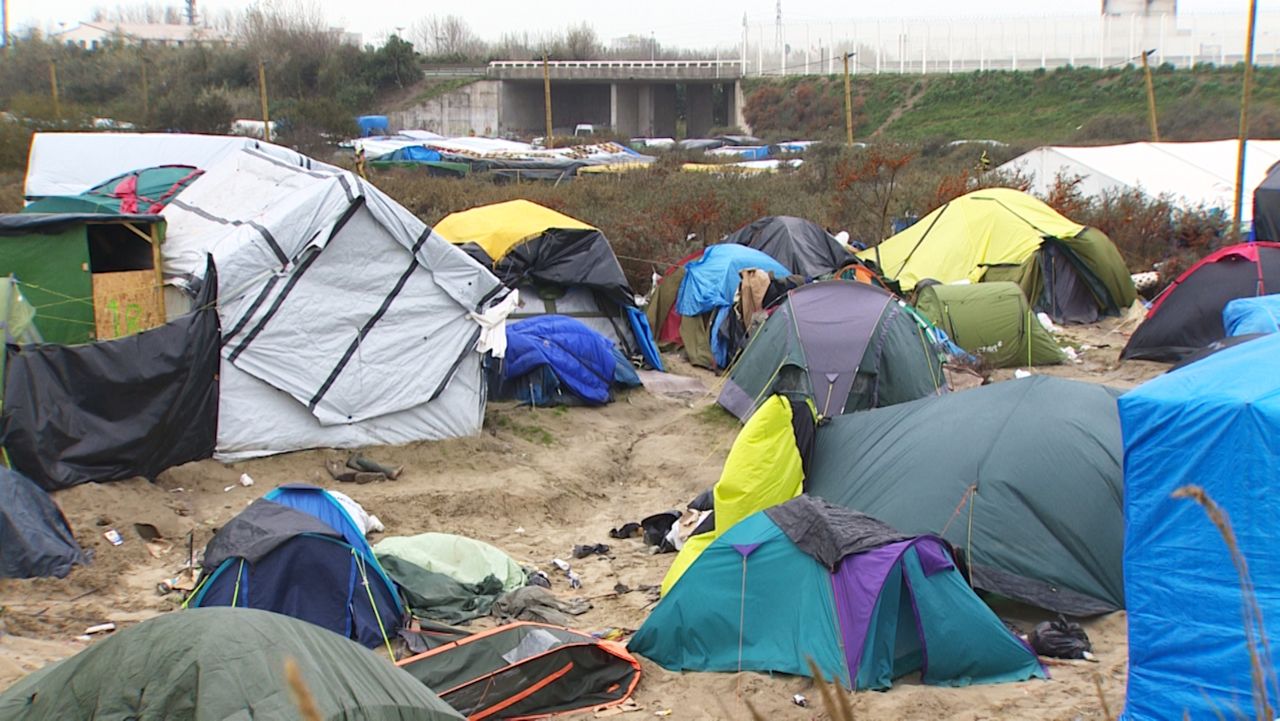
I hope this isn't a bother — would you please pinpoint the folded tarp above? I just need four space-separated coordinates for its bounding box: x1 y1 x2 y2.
1223 293 1280 336
1 259 219 490
0 467 87 579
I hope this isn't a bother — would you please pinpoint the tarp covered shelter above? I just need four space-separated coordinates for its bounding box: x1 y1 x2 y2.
807 376 1125 616
861 188 1136 323
1 259 219 490
1119 332 1280 721
23 165 203 215
1001 140 1280 225
493 315 642 406
0 212 167 344
399 622 642 719
673 244 792 368
633 495 1045 690
1223 293 1280 336
1122 242 1280 362
160 148 502 460
915 282 1066 367
375 532 525 623
718 280 946 421
0 607 463 721
188 485 404 650
434 200 662 370
0 467 86 579
723 215 856 278
23 131 330 201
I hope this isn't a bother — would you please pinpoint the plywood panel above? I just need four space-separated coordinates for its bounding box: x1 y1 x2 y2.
92 270 165 340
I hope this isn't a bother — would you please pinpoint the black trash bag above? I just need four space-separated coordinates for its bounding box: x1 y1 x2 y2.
1030 616 1092 659
641 511 680 551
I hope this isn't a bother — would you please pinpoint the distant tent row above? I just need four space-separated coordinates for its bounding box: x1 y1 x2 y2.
863 188 1137 324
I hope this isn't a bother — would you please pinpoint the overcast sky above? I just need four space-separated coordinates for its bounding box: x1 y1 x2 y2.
9 0 1249 48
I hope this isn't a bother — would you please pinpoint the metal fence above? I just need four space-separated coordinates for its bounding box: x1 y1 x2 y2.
738 13 1280 76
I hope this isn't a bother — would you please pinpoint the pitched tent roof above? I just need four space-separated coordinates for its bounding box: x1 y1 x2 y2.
1119 332 1280 721
434 199 595 261
718 280 946 421
860 188 1136 322
188 486 403 650
1122 242 1280 362
723 215 857 278
0 607 463 721
23 131 332 201
435 201 662 370
1000 140 1280 224
0 467 86 579
915 281 1067 368
632 495 1045 690
398 622 641 718
159 148 502 460
807 376 1126 616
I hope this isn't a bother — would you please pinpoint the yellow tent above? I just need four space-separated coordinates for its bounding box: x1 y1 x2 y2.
433 199 595 261
660 395 811 595
860 188 1085 291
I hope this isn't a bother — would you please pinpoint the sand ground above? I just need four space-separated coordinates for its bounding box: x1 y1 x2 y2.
0 316 1167 720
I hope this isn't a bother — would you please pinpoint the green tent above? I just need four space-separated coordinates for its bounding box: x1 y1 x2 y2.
23 165 202 215
915 282 1066 368
0 213 167 345
718 280 946 422
807 376 1125 616
632 495 1045 690
0 607 464 721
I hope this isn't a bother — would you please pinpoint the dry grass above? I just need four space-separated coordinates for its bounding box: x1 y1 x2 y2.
284 657 325 721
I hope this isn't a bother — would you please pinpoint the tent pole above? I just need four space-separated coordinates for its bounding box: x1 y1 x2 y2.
1234 0 1260 239
1141 49 1160 142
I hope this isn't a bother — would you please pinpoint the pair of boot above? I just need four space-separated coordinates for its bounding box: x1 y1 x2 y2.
325 454 403 484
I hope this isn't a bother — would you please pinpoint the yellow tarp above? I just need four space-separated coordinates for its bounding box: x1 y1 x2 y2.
432 199 595 261
859 188 1086 292
660 395 806 595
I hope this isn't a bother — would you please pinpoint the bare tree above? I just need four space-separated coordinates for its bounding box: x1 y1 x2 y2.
562 22 599 60
412 14 481 59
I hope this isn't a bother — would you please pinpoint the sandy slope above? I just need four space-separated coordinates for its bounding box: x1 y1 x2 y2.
0 318 1165 719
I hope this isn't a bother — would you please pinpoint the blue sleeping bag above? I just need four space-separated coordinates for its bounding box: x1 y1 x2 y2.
503 316 638 406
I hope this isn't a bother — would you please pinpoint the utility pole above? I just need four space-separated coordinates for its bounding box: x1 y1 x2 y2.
1 0 9 54
141 57 150 128
843 52 855 146
542 53 553 148
1234 0 1260 239
49 61 61 123
257 59 270 140
1141 49 1160 142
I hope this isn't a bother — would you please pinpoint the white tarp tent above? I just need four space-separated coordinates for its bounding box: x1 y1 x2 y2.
161 148 503 460
998 140 1280 224
23 132 334 201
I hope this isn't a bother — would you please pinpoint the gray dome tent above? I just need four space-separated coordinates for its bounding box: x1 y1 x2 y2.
723 215 857 278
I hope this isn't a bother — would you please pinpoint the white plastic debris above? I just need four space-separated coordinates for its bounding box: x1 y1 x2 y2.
238 473 254 487
1036 312 1058 333
223 485 234 493
1063 346 1080 362
329 490 384 535
1014 369 1033 379
84 622 115 635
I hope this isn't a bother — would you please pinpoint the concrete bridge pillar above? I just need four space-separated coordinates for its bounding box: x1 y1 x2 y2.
687 84 714 137
610 83 639 137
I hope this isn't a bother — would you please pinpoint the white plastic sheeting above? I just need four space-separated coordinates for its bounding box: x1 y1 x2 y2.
159 148 503 459
998 140 1280 223
23 132 333 200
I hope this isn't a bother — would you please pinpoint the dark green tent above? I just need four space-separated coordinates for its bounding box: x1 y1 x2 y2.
718 280 946 421
807 376 1125 616
0 608 464 721
915 282 1066 368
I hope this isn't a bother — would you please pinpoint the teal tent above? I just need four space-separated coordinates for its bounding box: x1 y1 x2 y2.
631 495 1044 690
23 165 203 215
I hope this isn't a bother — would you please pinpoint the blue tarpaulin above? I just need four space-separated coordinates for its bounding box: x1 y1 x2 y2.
503 316 638 405
356 115 389 136
375 145 443 163
675 245 790 317
1118 332 1280 721
1223 293 1280 336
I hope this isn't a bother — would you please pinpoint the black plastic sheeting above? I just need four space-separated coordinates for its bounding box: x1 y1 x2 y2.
0 213 164 236
764 495 910 572
0 467 87 579
1 258 220 491
466 228 638 309
724 216 857 279
202 499 340 569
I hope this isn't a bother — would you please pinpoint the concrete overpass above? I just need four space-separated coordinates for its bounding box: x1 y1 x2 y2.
488 60 747 138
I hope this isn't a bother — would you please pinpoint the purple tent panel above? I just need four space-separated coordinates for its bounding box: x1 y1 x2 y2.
789 283 891 417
